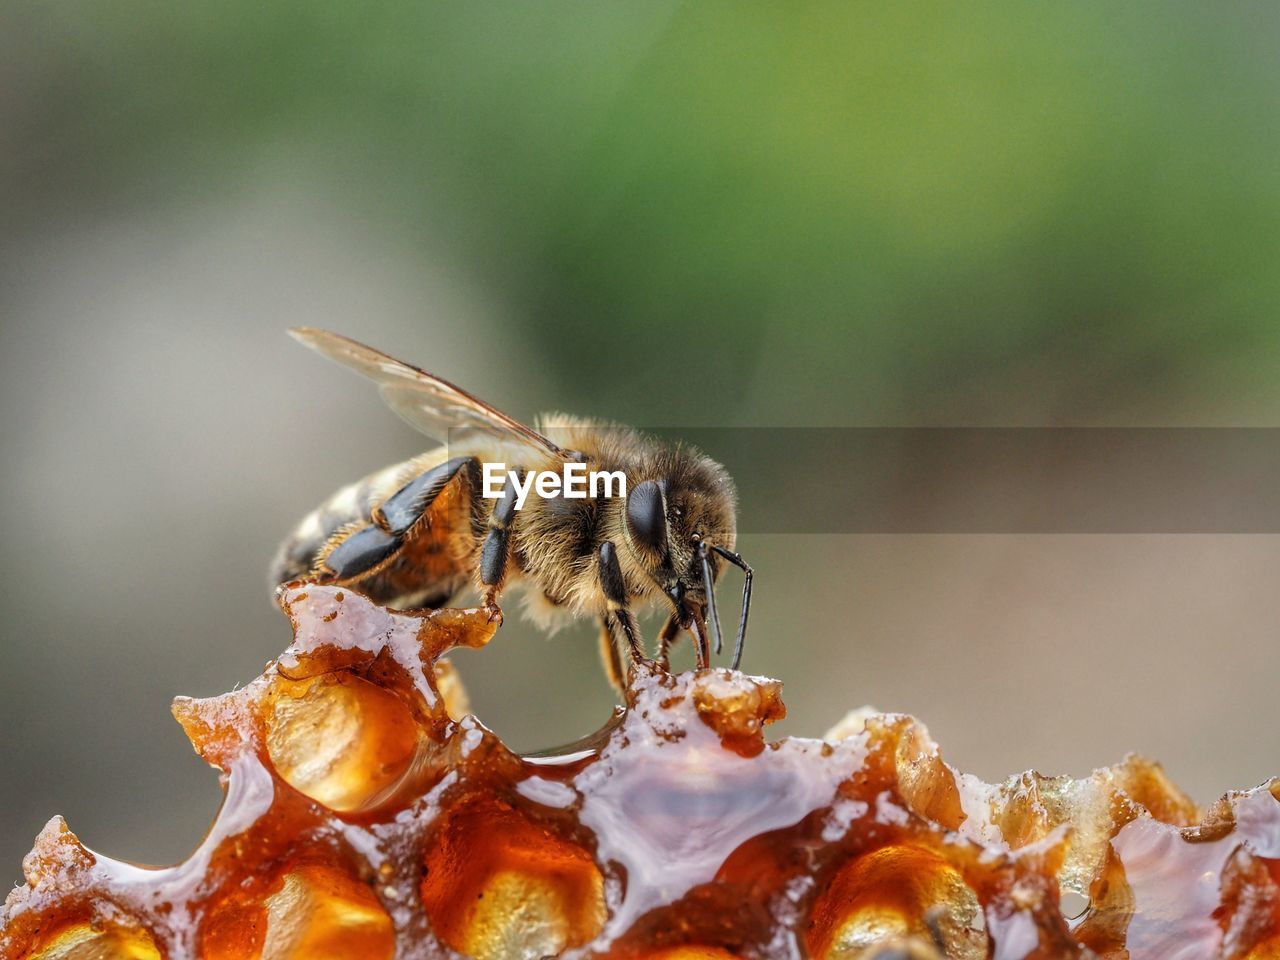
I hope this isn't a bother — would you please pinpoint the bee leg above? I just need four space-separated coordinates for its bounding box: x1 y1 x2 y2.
607 609 649 672
323 524 401 580
479 586 504 624
598 616 627 695
657 614 681 670
373 456 476 536
477 467 522 625
599 541 650 668
478 531 507 624
318 456 479 586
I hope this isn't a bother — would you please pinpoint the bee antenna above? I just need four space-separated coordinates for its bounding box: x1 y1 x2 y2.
696 540 724 657
710 545 753 671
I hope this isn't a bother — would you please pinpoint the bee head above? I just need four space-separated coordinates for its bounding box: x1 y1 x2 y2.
622 450 746 665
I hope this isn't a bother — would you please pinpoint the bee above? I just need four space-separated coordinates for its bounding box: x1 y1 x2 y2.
271 329 752 692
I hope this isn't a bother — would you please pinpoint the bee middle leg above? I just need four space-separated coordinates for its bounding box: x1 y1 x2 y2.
477 467 523 624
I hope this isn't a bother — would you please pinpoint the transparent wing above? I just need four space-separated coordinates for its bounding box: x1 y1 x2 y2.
290 328 566 459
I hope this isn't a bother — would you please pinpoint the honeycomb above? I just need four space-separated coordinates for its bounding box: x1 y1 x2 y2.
4 583 1280 959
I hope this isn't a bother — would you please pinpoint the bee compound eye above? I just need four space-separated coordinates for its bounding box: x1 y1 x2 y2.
626 479 667 553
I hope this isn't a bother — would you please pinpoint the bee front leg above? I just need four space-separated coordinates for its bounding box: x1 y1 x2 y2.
598 541 650 670
598 616 628 696
605 609 648 678
656 614 681 670
477 467 522 625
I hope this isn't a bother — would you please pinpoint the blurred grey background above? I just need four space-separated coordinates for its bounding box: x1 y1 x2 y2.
3 2 1280 881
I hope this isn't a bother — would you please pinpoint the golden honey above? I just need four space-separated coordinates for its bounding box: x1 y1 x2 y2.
4 584 1280 959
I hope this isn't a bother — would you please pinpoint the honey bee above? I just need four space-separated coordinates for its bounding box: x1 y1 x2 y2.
271 329 752 692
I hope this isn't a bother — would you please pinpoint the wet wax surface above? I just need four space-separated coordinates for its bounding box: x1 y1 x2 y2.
4 584 1280 959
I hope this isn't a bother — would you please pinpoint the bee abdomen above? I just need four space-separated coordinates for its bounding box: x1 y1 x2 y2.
269 459 417 587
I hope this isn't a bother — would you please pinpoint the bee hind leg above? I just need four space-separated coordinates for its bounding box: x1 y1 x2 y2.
315 456 479 597
373 456 477 536
321 524 401 580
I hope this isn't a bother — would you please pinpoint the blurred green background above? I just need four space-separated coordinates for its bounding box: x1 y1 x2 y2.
3 2 1280 881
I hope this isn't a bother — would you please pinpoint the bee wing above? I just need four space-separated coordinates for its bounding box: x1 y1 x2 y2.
289 328 567 460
